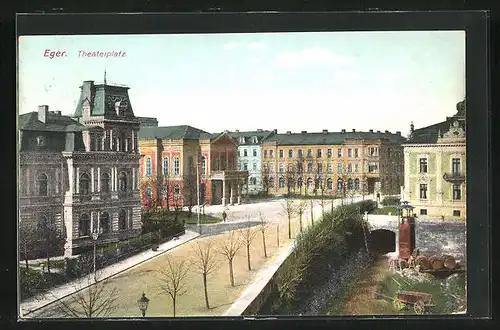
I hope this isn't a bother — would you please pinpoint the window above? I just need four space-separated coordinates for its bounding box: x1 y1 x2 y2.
347 164 352 173
36 136 45 146
297 177 303 189
250 177 257 185
420 209 427 215
79 214 90 237
327 164 333 173
37 215 49 230
317 163 323 174
368 164 378 173
279 177 285 188
188 156 194 174
279 163 284 173
453 210 461 217
307 149 312 158
145 185 152 198
101 173 110 193
452 158 461 175
119 209 127 230
307 178 313 189
269 177 274 188
453 184 461 200
307 163 313 173
337 178 343 191
279 150 284 158
354 178 360 190
145 157 152 177
348 149 352 157
100 212 110 233
337 148 342 157
37 173 48 196
288 164 294 173
253 162 257 171
253 137 258 143
174 184 180 198
253 149 257 157
270 150 274 158
80 173 90 195
327 149 332 158
288 150 293 158
264 150 268 158
201 156 206 175
174 157 180 175
354 148 359 158
419 184 428 199
244 149 248 157
327 178 333 189
419 158 428 173
118 172 127 191
354 164 359 173
317 149 322 158
244 163 248 171
347 178 353 190
337 163 342 174
298 149 303 158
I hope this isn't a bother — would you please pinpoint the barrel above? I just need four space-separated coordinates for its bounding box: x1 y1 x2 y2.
429 255 444 270
415 255 430 270
442 255 456 269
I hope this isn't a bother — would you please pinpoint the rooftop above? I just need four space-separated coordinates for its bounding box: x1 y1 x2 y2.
138 125 213 140
19 111 86 132
263 130 406 146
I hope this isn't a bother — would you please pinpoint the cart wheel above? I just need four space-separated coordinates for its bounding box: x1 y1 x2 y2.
392 297 405 311
414 300 425 315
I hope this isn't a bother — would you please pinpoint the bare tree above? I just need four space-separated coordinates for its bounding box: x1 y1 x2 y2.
296 199 307 233
157 255 190 317
261 164 271 196
218 230 244 287
35 219 65 274
309 199 314 226
240 225 258 271
19 224 34 270
183 174 198 219
276 222 280 247
190 240 219 309
285 165 297 196
258 210 268 258
56 256 118 318
281 198 297 239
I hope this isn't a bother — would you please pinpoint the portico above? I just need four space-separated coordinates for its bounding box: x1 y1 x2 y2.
210 170 249 206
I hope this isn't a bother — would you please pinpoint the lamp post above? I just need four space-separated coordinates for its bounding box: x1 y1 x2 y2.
91 230 100 282
137 292 149 317
196 160 202 234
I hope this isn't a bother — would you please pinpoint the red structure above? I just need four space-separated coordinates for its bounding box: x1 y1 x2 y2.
398 201 416 259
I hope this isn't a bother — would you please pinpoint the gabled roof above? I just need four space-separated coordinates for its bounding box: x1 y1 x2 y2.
228 130 274 145
264 131 406 146
138 125 211 140
19 112 86 132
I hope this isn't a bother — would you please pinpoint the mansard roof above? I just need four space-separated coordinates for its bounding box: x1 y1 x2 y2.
73 81 135 118
138 125 211 141
263 131 406 146
228 130 274 145
19 112 86 132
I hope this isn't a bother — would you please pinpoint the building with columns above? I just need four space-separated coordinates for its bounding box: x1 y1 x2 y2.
137 126 248 208
228 129 274 195
261 129 405 197
19 80 143 257
402 99 466 219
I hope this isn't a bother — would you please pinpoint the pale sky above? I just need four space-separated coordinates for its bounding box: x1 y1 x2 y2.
18 31 465 136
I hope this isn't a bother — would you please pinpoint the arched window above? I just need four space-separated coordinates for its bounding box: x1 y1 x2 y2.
327 178 333 190
163 157 169 177
297 177 303 188
337 178 343 191
79 214 90 237
100 212 110 233
174 184 180 199
145 184 152 198
118 209 127 230
37 173 48 196
279 177 285 188
307 177 313 189
201 156 207 175
268 177 274 188
145 157 152 177
348 178 354 190
80 173 90 195
100 173 110 193
174 157 180 176
251 177 257 185
354 178 360 190
119 172 127 191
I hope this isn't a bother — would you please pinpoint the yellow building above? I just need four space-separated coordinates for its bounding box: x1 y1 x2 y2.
402 100 466 219
261 129 405 198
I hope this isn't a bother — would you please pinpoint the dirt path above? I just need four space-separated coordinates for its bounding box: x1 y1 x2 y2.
341 255 393 315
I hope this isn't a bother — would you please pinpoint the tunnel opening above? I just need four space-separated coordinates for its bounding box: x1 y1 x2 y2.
369 229 396 254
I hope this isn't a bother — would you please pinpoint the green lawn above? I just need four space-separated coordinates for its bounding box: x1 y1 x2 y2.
371 206 399 215
177 211 221 224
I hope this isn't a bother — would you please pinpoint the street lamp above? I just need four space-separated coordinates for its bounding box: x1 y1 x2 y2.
137 292 150 317
91 229 101 282
196 159 202 234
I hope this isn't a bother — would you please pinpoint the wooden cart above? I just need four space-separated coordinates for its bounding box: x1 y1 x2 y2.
392 290 434 314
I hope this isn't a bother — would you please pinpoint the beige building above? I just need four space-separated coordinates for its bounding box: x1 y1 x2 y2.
402 100 466 219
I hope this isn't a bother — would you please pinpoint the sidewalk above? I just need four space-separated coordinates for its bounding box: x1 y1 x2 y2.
20 230 200 318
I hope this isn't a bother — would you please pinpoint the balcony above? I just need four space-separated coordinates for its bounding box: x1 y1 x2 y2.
443 172 465 183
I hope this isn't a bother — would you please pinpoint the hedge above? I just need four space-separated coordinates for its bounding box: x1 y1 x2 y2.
381 196 400 206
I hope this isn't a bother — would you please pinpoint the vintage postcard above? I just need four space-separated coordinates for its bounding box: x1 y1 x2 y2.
17 30 468 319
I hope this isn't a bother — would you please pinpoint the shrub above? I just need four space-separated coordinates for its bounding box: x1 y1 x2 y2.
381 196 400 206
20 267 65 300
355 200 378 214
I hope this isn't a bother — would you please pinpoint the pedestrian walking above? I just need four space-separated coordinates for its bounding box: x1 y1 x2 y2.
222 210 227 222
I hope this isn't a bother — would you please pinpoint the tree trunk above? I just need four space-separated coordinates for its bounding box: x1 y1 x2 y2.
24 243 29 270
288 216 291 239
299 212 303 233
229 259 235 286
310 200 314 225
246 245 251 270
203 273 210 309
276 224 279 247
262 231 267 258
46 244 51 274
172 297 176 317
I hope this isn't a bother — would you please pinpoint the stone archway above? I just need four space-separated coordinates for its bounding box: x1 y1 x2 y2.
369 229 396 254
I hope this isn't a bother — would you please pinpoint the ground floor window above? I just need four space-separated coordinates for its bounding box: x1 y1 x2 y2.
453 184 461 200
119 209 127 230
100 212 110 233
419 184 428 199
79 214 90 237
420 209 427 215
279 177 285 188
453 210 461 217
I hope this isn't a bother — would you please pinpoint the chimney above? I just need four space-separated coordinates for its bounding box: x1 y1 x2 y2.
286 131 292 134
322 129 328 134
385 130 390 134
257 129 263 132
301 131 307 134
369 129 373 133
38 105 49 123
341 129 346 133
352 129 356 132
377 130 381 133
273 129 277 134
396 131 401 135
